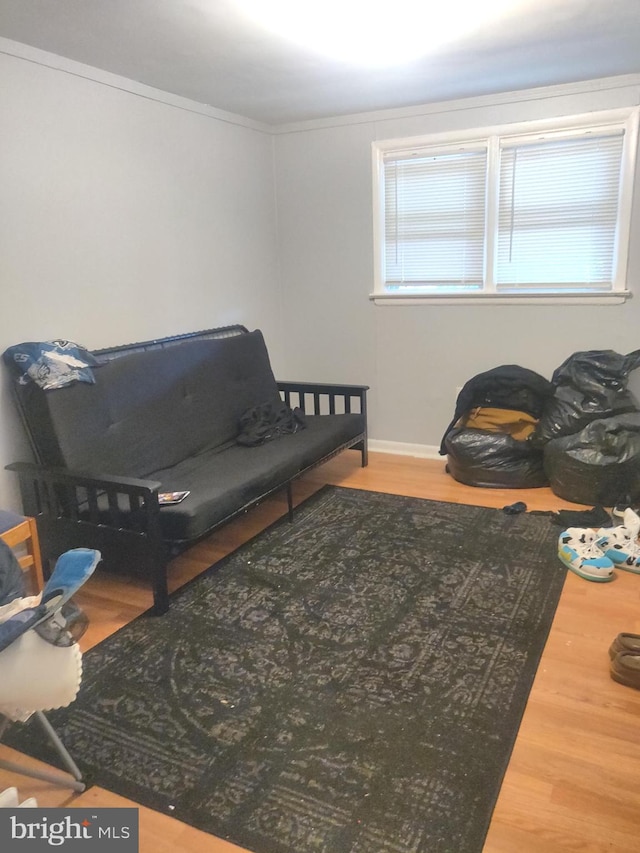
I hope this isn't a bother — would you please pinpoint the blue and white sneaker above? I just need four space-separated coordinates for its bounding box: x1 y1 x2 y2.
613 503 640 520
558 528 615 582
622 507 640 538
597 509 640 574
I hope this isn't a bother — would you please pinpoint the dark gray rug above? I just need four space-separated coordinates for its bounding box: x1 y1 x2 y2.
8 486 566 853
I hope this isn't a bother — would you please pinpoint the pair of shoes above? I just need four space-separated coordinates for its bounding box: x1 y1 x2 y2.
609 634 640 689
610 652 640 689
597 508 640 574
558 510 640 581
557 528 615 582
608 632 640 658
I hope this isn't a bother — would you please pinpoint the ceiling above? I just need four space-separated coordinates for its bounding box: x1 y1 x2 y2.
0 0 639 126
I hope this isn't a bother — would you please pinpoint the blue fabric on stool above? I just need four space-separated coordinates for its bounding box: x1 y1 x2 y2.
41 549 101 608
0 510 27 535
0 539 26 606
0 606 48 652
0 548 100 653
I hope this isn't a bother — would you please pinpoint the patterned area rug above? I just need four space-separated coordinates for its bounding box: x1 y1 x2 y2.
7 486 566 853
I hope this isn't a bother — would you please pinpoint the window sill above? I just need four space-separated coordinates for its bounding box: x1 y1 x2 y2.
370 291 632 306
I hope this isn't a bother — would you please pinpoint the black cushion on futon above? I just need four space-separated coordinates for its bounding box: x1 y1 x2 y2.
147 412 365 540
17 331 282 478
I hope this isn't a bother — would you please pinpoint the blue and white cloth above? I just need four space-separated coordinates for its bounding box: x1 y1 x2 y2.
0 547 101 653
2 339 99 390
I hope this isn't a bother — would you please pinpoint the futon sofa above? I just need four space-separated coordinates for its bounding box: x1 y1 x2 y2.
5 326 368 613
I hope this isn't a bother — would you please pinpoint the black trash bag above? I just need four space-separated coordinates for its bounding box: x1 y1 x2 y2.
543 412 640 506
533 349 640 447
444 428 548 489
440 364 555 454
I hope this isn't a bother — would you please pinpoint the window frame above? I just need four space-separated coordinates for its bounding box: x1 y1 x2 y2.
371 107 639 306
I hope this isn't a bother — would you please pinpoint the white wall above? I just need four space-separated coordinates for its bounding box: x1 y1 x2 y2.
274 78 640 454
0 48 282 508
2 51 640 512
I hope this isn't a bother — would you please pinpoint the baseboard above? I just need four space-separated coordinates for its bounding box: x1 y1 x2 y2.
368 440 442 460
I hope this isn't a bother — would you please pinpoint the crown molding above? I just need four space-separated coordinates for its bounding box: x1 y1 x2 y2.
3 36 639 139
273 74 640 135
0 36 273 135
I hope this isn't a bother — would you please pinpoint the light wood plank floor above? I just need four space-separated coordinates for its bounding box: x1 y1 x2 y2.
2 451 640 852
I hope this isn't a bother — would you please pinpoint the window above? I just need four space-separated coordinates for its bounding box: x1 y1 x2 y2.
372 108 639 304
384 147 487 291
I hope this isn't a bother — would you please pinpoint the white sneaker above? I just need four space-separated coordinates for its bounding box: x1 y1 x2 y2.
558 528 615 582
612 503 640 520
597 511 640 574
622 507 640 538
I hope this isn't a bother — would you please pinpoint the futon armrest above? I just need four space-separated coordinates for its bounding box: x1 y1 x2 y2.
5 461 162 531
6 461 161 493
277 380 369 416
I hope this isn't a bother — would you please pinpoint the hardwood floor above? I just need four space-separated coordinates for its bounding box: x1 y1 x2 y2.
2 451 640 852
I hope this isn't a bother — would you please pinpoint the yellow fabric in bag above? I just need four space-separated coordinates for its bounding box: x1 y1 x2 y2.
458 407 538 440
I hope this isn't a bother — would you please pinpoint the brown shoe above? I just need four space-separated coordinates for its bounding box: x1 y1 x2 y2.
610 651 640 689
608 632 640 659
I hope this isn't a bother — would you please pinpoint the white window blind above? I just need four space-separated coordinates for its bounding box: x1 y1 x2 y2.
496 132 625 292
373 109 638 303
383 148 487 291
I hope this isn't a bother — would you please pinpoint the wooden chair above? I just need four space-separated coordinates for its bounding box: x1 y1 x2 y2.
0 511 44 595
